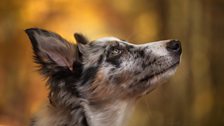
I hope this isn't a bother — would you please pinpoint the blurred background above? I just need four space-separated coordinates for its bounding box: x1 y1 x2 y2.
0 0 223 125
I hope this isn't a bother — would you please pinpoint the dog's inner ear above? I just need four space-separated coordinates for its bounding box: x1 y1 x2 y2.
25 28 76 71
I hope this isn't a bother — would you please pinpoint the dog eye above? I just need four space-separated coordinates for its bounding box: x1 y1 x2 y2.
110 49 122 57
112 49 121 54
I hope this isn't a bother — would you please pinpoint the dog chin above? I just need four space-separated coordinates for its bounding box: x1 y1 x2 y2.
144 63 179 94
150 66 177 85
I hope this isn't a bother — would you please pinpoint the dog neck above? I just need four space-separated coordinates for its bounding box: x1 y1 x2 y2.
33 99 134 126
83 100 134 126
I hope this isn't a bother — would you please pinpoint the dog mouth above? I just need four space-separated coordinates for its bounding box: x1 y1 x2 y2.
152 61 180 78
139 61 180 83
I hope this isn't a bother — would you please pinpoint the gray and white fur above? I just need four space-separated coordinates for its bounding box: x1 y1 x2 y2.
25 28 182 126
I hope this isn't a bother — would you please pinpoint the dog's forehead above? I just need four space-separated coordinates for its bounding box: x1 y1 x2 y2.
91 36 136 48
94 37 121 43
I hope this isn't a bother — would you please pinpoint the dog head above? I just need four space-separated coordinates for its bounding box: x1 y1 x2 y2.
25 28 181 105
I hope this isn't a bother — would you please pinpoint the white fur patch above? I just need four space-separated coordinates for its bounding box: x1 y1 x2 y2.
84 100 133 126
139 40 170 57
95 37 121 43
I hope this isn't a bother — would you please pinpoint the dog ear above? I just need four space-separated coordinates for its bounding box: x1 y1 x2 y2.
74 33 89 54
25 28 76 74
74 33 89 44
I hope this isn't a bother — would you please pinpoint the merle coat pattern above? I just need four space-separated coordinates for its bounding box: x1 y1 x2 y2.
25 28 182 126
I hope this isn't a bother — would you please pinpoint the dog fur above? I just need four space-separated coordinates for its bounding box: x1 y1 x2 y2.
25 28 182 126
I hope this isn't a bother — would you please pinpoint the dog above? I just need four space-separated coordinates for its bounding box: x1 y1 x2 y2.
25 28 182 126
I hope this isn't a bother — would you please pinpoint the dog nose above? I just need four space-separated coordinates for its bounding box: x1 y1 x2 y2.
166 40 182 55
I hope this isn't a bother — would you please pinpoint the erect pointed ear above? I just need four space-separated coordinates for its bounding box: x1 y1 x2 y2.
74 33 89 44
25 28 76 74
74 33 89 54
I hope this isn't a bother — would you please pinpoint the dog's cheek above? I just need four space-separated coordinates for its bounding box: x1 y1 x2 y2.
107 71 131 87
106 56 121 68
108 75 123 85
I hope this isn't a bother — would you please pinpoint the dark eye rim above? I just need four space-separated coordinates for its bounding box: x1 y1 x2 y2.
106 41 125 58
111 48 122 55
108 46 124 58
